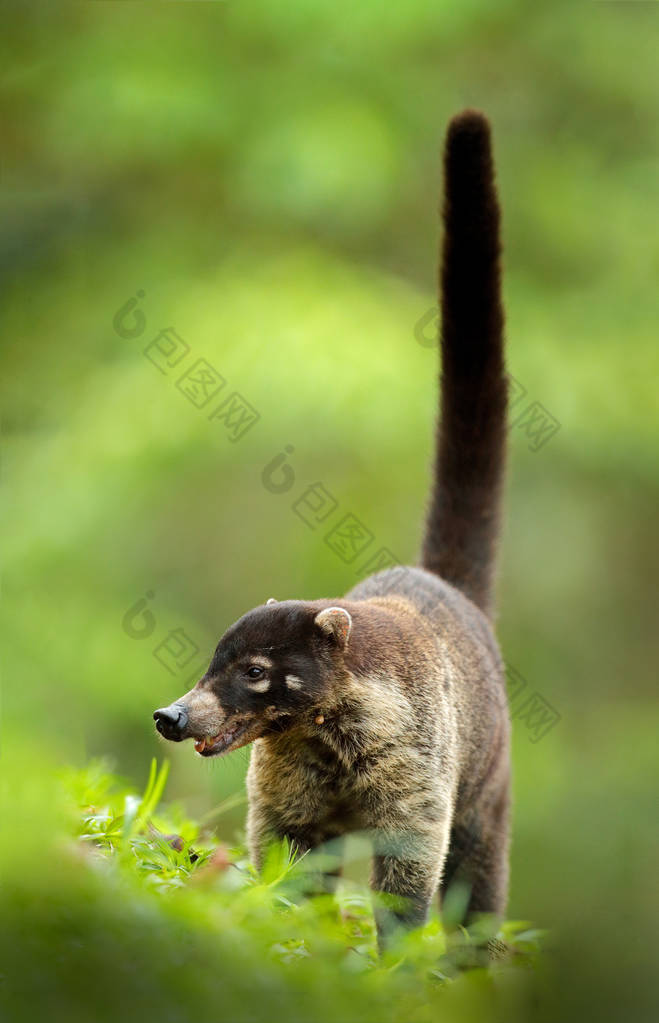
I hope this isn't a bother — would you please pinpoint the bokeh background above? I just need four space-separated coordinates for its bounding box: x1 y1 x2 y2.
2 2 658 1020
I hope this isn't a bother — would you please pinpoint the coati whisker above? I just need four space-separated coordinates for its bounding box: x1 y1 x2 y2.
153 109 512 946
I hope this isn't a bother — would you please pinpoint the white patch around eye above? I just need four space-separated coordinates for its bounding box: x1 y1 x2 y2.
249 655 274 669
285 675 304 690
246 678 270 693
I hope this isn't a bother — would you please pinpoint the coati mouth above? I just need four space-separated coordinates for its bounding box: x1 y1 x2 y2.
193 721 251 758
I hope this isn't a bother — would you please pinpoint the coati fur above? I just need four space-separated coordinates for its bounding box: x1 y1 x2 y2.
154 109 510 940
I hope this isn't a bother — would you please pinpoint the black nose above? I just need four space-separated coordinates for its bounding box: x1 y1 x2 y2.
153 704 188 741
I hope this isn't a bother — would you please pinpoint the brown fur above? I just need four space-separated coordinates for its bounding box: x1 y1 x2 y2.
154 110 511 943
422 110 507 618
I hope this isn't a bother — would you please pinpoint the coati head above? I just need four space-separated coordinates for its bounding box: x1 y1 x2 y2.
153 600 352 757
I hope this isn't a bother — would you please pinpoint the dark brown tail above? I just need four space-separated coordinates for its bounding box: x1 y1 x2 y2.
421 110 508 619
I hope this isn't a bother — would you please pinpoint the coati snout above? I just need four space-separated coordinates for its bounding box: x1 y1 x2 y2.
153 703 188 741
153 110 515 943
154 602 353 757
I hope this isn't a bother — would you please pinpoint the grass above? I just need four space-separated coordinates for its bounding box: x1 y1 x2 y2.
0 757 546 1023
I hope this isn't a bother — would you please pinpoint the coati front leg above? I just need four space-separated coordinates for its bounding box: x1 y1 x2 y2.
246 783 345 896
369 818 452 947
250 823 344 897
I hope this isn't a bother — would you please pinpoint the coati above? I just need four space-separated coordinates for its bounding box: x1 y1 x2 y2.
154 110 510 940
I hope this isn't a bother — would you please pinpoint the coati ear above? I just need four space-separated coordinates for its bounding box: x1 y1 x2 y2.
314 607 352 648
266 598 278 605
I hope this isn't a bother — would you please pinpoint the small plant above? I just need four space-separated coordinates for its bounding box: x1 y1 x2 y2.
64 758 215 886
61 759 544 975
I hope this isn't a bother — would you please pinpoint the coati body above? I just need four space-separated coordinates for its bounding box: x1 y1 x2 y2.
154 110 511 937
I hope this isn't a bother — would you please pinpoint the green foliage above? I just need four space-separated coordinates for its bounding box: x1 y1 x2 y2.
2 2 659 1020
0 758 542 1023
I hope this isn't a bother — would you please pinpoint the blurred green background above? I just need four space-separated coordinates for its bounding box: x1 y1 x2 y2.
2 1 658 1020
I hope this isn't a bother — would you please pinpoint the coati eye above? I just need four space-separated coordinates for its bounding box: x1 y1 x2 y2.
246 665 265 679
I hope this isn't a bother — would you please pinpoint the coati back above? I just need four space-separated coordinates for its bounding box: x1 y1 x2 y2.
154 110 511 942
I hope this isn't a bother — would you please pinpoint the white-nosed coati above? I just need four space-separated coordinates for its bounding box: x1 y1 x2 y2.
154 110 510 941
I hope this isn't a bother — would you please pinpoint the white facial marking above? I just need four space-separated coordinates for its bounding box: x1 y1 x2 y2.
247 678 271 693
266 598 277 605
249 655 273 669
285 675 304 690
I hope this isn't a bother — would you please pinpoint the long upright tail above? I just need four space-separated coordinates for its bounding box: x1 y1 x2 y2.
421 110 508 619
